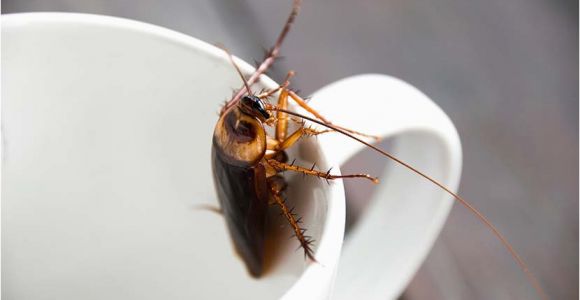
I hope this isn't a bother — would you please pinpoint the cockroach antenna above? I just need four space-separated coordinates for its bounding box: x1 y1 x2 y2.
212 2 546 299
267 106 547 300
220 45 253 96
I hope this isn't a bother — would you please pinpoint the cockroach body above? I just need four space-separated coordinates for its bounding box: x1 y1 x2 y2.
213 91 373 276
211 95 285 277
211 101 269 276
210 0 546 298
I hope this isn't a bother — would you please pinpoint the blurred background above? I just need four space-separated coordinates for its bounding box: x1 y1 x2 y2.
3 0 577 299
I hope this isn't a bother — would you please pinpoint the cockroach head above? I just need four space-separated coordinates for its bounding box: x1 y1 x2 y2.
239 95 271 122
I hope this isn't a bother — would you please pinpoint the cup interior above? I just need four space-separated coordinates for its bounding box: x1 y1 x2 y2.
2 13 342 300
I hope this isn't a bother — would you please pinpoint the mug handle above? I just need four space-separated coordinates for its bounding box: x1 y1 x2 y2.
308 74 462 299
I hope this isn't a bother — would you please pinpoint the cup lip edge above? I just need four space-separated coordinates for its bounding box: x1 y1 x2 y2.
3 11 347 296
2 12 276 89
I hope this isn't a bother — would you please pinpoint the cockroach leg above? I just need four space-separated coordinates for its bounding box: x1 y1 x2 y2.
192 203 223 215
257 71 295 100
265 123 333 153
256 71 296 142
266 158 379 183
303 127 334 136
263 88 380 141
220 0 302 115
277 125 302 150
286 90 381 140
268 176 316 261
287 90 329 123
276 88 290 142
266 136 280 151
275 126 333 151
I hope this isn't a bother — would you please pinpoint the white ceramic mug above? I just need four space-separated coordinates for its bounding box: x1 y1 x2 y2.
2 13 461 300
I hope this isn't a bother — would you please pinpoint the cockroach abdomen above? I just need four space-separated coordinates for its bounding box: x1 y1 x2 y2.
211 109 269 277
212 147 269 276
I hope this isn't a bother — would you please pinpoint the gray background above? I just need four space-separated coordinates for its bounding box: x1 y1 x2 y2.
3 0 577 299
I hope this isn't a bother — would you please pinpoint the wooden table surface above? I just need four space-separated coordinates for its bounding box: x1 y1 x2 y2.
4 0 577 299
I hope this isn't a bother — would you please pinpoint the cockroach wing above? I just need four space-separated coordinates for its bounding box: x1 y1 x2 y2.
211 145 269 277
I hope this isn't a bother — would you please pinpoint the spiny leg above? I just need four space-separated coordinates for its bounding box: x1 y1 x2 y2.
288 90 380 140
276 126 333 151
260 71 295 143
268 177 316 261
266 125 334 153
267 158 379 183
257 70 377 142
257 71 295 100
288 90 329 123
220 0 302 115
276 89 289 142
257 71 333 145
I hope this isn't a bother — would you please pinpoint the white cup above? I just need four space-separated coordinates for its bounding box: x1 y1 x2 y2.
2 13 461 300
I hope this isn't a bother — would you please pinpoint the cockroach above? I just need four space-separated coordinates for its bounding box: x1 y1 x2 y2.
211 0 546 298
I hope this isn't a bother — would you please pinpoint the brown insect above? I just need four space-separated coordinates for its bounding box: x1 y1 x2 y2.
211 1 546 299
